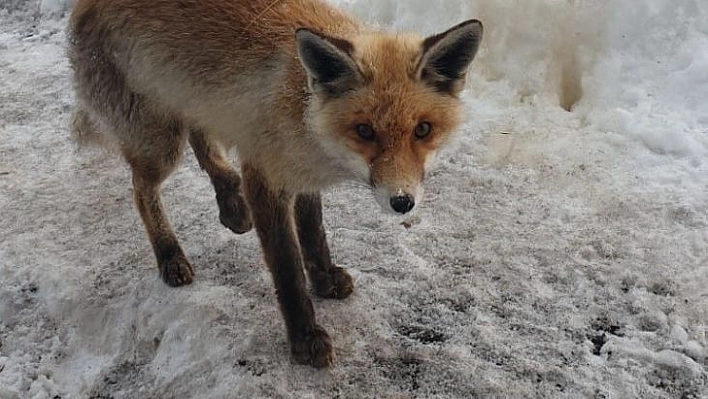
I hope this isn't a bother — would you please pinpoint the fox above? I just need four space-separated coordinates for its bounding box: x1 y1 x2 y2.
67 0 482 367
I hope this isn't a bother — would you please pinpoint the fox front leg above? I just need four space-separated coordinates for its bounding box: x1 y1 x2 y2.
242 164 335 367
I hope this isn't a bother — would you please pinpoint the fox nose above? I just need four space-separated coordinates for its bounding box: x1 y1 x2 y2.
390 194 415 214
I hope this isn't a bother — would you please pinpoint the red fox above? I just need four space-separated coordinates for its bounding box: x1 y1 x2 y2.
68 0 482 367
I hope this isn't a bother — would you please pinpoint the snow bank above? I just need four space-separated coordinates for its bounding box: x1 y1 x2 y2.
580 0 708 159
39 0 72 17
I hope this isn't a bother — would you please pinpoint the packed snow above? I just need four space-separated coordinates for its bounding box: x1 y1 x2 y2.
1 0 706 397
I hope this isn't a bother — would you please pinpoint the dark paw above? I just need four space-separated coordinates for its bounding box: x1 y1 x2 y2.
291 325 335 368
311 266 354 300
217 192 253 234
158 252 194 287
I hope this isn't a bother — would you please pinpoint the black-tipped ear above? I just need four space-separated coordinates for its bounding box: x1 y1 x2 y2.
418 19 483 95
295 29 362 96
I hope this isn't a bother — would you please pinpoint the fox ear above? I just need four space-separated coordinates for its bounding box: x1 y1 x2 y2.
295 29 362 96
418 19 483 95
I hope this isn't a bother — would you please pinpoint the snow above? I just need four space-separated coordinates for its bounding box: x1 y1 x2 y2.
1 0 707 398
38 0 71 18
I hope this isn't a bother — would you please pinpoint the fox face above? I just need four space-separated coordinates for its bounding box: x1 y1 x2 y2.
297 20 483 214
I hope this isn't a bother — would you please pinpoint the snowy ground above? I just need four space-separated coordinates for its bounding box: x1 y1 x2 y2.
1 0 707 398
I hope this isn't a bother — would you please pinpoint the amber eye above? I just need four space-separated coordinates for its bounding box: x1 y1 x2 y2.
414 122 432 139
356 124 376 142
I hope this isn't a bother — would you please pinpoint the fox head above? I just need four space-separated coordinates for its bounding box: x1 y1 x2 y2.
296 20 483 214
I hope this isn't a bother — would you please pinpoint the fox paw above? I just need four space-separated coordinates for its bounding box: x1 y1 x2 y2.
291 325 335 368
311 266 354 300
158 252 194 287
217 191 253 234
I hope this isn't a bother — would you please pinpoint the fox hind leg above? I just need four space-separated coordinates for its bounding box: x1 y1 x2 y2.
124 118 194 287
188 128 252 234
295 193 354 299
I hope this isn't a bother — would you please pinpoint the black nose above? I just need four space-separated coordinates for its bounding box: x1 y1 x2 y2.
390 194 415 214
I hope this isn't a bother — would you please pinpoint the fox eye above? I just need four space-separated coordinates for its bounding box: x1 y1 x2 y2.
356 124 376 142
414 122 432 139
